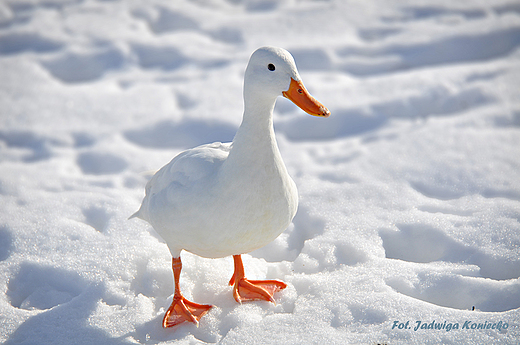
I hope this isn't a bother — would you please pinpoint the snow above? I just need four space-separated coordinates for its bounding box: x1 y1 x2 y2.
0 0 519 343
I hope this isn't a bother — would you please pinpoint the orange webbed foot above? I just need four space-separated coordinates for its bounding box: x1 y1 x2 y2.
230 276 287 303
163 296 213 328
229 255 287 304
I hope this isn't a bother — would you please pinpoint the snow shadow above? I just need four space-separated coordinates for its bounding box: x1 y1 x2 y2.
379 224 520 280
380 224 473 264
251 205 367 271
124 119 237 149
250 206 326 263
338 27 520 76
82 205 113 233
380 224 520 311
40 47 125 83
4 282 130 345
386 271 520 312
77 151 128 175
5 264 133 344
398 6 487 22
289 206 327 256
132 5 243 45
276 108 387 142
131 43 187 70
141 6 199 34
0 130 56 162
129 309 222 345
494 2 520 16
7 263 88 311
0 32 62 54
357 27 402 42
0 225 13 261
371 87 494 120
130 42 229 71
290 48 332 71
277 83 492 142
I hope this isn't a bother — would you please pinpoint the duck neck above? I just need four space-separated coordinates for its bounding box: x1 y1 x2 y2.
227 95 280 166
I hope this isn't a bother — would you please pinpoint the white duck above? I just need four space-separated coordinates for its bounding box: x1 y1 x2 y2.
131 46 329 328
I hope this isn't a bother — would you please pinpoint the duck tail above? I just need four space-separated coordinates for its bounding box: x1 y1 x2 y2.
128 209 141 220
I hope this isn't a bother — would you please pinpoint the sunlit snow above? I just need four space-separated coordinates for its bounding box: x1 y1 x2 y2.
0 0 519 344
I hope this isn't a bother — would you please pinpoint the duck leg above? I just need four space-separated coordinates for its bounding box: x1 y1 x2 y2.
163 257 213 328
229 255 287 303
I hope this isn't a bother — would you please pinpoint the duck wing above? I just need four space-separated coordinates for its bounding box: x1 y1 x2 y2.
131 142 231 222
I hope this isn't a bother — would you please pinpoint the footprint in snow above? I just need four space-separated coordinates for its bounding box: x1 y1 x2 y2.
77 151 128 175
40 47 125 83
82 205 112 233
0 32 62 55
7 263 88 310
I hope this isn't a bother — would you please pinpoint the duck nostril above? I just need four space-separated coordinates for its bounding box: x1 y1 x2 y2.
297 89 303 94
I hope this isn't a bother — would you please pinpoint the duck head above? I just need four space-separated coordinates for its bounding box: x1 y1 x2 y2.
243 46 330 117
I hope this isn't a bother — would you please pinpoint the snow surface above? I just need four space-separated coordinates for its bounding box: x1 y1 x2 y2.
1 0 519 343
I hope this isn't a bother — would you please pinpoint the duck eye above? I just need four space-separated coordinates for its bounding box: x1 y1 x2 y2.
267 63 275 71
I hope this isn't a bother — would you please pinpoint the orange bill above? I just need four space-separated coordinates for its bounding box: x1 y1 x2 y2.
282 78 330 117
